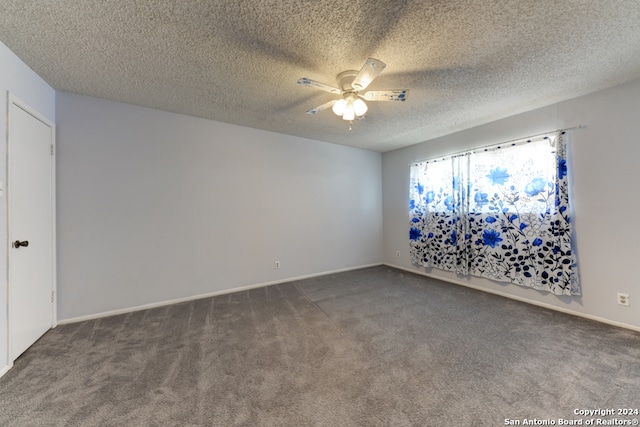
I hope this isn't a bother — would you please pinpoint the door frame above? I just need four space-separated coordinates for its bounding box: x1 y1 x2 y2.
6 92 57 367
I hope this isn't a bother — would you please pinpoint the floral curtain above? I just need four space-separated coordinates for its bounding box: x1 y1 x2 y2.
409 132 580 295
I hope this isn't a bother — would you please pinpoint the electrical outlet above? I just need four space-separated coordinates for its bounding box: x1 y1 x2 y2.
396 251 401 257
617 293 630 307
275 261 280 269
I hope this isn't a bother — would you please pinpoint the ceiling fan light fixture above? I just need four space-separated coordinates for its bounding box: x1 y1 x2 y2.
342 102 355 121
353 98 368 117
332 99 347 116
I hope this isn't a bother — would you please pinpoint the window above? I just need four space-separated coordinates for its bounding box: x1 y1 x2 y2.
409 131 580 295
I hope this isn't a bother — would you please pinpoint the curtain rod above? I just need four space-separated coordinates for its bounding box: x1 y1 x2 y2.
410 125 586 166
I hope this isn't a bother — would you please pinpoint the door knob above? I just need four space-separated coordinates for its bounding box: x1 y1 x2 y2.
13 240 29 248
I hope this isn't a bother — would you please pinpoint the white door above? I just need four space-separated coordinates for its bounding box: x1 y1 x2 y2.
8 95 56 362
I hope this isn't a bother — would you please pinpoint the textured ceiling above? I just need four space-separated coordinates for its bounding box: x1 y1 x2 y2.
2 1 640 152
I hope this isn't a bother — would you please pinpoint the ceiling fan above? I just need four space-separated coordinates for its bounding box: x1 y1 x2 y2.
297 58 409 125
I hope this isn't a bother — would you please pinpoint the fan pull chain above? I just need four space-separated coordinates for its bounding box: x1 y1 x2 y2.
349 121 353 131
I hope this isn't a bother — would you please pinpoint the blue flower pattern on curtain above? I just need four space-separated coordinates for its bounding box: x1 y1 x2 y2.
409 132 580 295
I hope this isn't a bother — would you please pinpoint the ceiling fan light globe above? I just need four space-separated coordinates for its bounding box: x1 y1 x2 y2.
343 102 355 121
353 98 368 116
332 99 347 116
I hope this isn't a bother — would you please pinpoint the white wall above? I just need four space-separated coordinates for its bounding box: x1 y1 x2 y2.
56 92 383 321
0 42 56 373
383 77 640 330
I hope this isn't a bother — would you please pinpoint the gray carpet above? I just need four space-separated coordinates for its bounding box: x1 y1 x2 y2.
1 266 639 426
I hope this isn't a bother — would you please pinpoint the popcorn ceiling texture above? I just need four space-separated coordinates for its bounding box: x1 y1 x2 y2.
2 1 640 151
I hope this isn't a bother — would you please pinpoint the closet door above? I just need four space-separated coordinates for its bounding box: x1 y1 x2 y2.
8 95 56 361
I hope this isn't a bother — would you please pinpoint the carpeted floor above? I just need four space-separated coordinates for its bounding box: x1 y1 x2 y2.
1 266 639 426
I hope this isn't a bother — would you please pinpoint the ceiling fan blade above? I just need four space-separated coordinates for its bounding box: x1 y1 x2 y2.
297 77 342 95
351 58 386 91
362 90 409 102
306 100 338 115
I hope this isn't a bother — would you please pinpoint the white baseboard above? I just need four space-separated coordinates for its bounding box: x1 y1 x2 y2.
58 263 383 325
0 364 10 379
384 262 640 333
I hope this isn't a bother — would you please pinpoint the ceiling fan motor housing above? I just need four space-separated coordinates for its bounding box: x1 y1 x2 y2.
336 70 359 92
